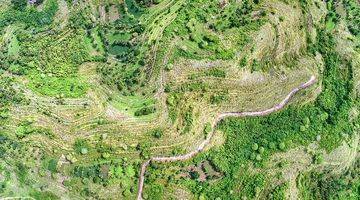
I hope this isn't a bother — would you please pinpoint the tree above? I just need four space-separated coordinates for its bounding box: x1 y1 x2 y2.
190 171 200 180
11 0 27 11
125 165 136 177
279 142 286 151
151 129 163 139
204 123 212 135
252 143 259 151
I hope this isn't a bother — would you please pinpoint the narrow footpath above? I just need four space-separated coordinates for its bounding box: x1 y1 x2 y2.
137 75 317 200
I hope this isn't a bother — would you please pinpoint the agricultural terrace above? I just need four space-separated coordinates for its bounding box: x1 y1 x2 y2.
0 0 359 200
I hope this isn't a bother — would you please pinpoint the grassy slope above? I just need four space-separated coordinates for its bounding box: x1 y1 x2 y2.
0 0 358 199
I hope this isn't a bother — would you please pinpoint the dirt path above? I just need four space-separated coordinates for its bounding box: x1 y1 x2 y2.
137 75 317 200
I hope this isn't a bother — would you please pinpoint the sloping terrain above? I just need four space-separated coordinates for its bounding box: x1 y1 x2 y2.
0 0 359 200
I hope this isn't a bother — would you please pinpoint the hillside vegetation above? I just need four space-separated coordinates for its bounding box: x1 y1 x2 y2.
0 0 359 199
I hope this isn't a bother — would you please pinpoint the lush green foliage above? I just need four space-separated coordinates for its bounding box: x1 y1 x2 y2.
17 30 90 97
135 105 156 116
72 160 139 198
29 190 60 200
298 159 359 200
0 76 26 120
96 1 147 93
0 0 58 29
171 28 356 200
343 0 360 36
267 182 289 200
0 0 358 199
20 31 89 76
163 0 263 61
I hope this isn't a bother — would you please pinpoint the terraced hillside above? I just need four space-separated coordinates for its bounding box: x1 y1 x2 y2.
0 0 359 200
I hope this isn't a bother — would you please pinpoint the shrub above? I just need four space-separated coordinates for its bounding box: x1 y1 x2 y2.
11 0 27 11
151 129 163 139
48 159 58 173
134 106 156 116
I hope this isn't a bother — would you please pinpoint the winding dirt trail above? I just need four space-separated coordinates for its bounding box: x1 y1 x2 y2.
137 75 317 200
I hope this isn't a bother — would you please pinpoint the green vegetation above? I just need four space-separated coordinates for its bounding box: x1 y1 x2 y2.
325 1 339 31
135 105 156 116
0 0 58 29
210 92 229 104
7 34 19 57
174 27 356 199
298 159 359 200
29 190 60 200
150 128 163 139
344 0 360 36
20 31 90 97
142 0 360 198
74 139 90 155
111 94 157 118
0 0 359 199
73 160 138 195
162 0 263 61
0 76 26 121
268 182 289 200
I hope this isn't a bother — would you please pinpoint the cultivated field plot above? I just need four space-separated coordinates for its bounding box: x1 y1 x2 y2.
0 0 359 200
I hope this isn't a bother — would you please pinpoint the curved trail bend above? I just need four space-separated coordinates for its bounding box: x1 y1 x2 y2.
137 75 317 200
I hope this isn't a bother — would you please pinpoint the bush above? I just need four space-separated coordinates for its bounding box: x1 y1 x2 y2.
134 106 156 116
48 159 58 173
11 0 27 11
151 129 163 139
74 139 90 154
180 27 355 198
